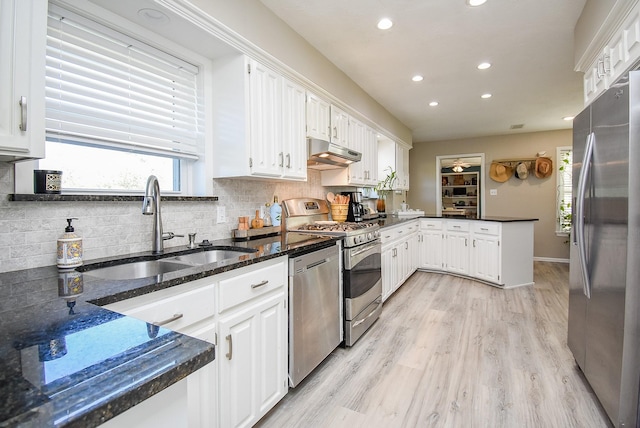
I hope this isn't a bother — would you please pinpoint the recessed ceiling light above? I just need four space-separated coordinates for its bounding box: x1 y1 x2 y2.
429 101 439 107
377 18 393 30
481 93 492 99
467 0 487 6
477 62 491 70
412 75 424 82
137 8 170 25
563 116 575 121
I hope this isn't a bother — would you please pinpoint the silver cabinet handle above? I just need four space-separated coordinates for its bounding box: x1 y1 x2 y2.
154 313 183 326
286 153 291 168
473 239 476 247
279 152 284 167
333 126 337 138
405 241 408 249
453 225 461 229
481 227 489 231
465 238 468 247
226 334 233 360
251 279 269 289
19 96 27 131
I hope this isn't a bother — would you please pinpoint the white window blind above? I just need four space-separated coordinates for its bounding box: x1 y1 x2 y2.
557 147 572 234
45 6 201 159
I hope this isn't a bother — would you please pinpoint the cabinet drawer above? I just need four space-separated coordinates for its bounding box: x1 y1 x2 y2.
380 226 402 244
421 219 442 230
446 221 469 232
219 261 286 312
106 282 216 333
473 222 500 236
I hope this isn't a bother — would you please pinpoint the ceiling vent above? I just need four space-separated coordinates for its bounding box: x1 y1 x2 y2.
510 124 525 129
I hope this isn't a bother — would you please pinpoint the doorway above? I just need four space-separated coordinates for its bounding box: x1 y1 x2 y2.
436 154 485 218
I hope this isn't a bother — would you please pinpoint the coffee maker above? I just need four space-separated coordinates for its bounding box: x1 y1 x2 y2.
341 191 364 222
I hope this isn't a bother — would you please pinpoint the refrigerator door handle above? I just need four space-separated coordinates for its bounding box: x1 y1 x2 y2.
575 131 595 298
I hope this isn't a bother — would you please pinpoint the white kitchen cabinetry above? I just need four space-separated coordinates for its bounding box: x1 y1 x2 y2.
380 220 418 301
419 219 444 270
0 0 46 161
212 55 306 181
105 277 218 428
104 256 289 428
330 104 350 147
583 2 640 105
444 221 470 276
217 257 288 428
320 115 378 187
306 92 331 141
470 222 501 284
415 218 535 288
395 144 410 190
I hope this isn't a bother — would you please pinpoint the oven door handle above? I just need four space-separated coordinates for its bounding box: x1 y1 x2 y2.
352 297 382 327
345 242 381 269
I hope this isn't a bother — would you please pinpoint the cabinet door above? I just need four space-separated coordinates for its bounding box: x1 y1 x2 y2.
0 0 46 160
421 230 443 270
249 60 282 177
381 245 395 302
445 232 470 275
306 92 330 141
330 105 349 147
364 126 378 186
347 118 366 184
394 144 410 190
472 234 501 284
187 322 218 428
218 292 287 428
281 78 307 180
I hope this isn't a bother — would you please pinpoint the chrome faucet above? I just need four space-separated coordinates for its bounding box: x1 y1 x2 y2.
143 175 164 254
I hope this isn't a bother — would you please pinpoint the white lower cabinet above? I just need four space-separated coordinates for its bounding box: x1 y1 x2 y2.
419 220 444 270
470 222 501 283
444 221 470 276
413 218 535 288
104 256 289 428
380 220 418 301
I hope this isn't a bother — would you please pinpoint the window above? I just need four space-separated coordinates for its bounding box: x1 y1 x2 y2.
556 147 572 234
38 5 203 193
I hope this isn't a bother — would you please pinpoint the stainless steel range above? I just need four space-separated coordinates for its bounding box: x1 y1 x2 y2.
283 198 382 347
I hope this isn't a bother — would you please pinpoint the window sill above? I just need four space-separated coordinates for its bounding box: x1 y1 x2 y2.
8 194 218 202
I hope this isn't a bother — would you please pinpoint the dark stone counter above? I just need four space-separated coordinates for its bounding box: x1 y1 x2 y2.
0 232 336 427
376 215 538 229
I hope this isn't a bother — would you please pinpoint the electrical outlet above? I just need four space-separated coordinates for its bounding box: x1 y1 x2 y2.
490 189 498 196
217 206 226 223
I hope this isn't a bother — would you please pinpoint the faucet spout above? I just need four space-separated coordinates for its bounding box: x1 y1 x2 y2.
142 175 163 254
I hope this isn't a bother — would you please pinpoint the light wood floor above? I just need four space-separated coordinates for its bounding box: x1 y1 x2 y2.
257 262 612 428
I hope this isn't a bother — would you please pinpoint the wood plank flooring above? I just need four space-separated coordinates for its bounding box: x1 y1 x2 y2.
257 262 612 428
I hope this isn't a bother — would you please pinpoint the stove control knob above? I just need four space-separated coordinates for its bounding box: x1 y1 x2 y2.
367 232 373 241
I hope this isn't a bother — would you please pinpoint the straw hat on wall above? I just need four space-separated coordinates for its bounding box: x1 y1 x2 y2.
489 162 513 182
534 157 553 178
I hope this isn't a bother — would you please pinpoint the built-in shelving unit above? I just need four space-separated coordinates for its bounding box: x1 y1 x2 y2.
441 172 480 219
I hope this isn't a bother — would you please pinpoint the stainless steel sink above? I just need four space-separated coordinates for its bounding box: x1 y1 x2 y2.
84 260 194 280
164 249 256 266
83 248 256 280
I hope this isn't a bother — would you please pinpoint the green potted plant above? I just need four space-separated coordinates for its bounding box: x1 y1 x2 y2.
375 167 397 216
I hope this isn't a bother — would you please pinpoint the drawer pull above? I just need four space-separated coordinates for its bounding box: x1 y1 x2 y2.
226 334 233 360
453 225 461 229
481 227 489 231
154 313 183 326
251 280 269 289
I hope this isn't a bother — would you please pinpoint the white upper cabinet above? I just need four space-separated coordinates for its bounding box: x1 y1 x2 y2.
395 143 410 190
306 92 330 141
582 2 640 105
212 55 306 181
330 104 350 147
377 136 410 191
0 0 47 161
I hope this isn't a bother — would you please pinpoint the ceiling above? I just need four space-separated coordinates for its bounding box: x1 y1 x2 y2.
260 0 587 143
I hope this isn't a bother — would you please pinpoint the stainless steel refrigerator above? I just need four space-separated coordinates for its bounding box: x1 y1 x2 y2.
568 67 640 427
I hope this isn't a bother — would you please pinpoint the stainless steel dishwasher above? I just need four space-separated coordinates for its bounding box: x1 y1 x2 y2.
288 242 341 387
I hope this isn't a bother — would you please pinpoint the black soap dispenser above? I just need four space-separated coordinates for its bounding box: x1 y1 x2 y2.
57 218 83 269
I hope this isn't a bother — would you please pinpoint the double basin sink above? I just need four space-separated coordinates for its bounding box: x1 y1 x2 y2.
83 248 257 281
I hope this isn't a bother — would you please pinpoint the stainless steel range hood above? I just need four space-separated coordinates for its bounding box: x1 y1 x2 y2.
307 138 361 170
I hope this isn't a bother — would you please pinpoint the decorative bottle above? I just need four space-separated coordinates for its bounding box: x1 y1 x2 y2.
57 218 83 269
270 196 282 227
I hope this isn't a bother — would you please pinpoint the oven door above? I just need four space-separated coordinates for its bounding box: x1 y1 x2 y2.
343 241 381 299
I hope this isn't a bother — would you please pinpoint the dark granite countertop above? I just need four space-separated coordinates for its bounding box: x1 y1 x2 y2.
377 215 538 229
0 232 337 427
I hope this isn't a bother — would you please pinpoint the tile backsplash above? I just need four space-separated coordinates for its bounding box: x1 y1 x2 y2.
0 163 326 273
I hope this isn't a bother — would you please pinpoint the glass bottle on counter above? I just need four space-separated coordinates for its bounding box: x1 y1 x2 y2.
270 196 282 226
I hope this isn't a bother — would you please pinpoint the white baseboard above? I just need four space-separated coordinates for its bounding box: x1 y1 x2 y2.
534 257 569 263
